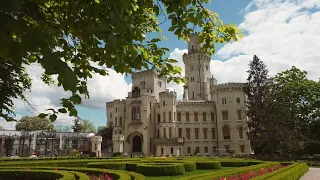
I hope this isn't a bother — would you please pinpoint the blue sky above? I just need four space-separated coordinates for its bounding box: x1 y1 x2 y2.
2 0 320 130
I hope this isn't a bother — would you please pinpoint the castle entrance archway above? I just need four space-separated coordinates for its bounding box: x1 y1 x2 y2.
132 135 142 152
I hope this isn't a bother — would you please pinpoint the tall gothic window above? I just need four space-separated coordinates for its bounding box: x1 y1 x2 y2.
132 107 140 120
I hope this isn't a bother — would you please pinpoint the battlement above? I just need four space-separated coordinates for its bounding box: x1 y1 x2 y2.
131 69 166 81
183 53 211 62
211 83 245 93
177 100 215 107
159 89 177 97
106 99 126 106
112 134 124 142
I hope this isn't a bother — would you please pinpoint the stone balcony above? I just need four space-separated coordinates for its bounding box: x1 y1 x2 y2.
112 134 124 142
154 137 184 146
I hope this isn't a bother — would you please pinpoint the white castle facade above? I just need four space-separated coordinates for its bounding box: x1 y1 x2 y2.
106 33 252 156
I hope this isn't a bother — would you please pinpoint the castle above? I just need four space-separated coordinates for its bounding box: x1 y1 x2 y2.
106 33 252 156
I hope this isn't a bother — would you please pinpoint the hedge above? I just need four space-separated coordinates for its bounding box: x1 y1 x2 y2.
70 171 90 180
195 161 221 170
264 163 309 180
147 160 196 171
220 161 248 167
87 162 127 170
177 162 280 180
0 169 75 180
136 163 185 176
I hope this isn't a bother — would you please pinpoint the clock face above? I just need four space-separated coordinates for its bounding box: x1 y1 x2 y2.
190 65 194 71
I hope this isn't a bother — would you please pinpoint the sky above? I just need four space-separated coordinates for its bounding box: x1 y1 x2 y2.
1 0 320 130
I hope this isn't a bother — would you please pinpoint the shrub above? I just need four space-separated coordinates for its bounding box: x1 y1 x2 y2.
195 161 221 170
87 162 127 170
220 161 248 167
136 163 185 176
264 163 309 180
0 169 75 180
147 160 196 171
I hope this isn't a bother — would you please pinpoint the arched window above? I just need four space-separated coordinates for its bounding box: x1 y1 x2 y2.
239 126 244 139
150 102 152 108
169 127 172 138
191 44 195 52
223 125 231 140
116 107 117 112
192 91 195 99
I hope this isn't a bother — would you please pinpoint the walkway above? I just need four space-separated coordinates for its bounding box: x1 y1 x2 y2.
300 168 320 180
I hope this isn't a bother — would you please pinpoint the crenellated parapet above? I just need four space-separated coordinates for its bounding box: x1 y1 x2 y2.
183 53 211 64
177 100 215 107
159 90 177 98
106 99 126 107
112 134 124 142
211 83 245 93
131 68 166 81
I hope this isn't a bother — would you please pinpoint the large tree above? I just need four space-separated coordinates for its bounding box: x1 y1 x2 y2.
15 116 55 131
1 0 243 122
244 55 275 155
71 117 82 133
71 117 96 133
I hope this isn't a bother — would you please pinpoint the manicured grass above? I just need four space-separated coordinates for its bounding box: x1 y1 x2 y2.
145 167 235 180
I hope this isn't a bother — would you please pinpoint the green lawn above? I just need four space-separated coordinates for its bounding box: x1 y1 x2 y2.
145 167 235 180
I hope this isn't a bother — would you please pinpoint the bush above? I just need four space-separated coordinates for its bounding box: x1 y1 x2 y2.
0 169 75 180
220 161 248 167
136 163 185 176
147 160 196 171
87 162 127 170
265 163 309 180
195 161 221 170
177 162 281 180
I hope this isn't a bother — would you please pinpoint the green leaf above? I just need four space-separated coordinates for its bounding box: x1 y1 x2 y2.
28 55 38 63
58 108 67 113
38 113 47 118
49 114 57 122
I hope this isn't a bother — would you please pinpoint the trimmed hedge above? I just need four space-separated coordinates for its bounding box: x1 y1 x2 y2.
264 163 309 180
195 161 221 170
148 160 196 171
136 163 185 176
0 169 75 180
220 161 248 167
87 162 127 170
177 162 281 180
70 171 90 180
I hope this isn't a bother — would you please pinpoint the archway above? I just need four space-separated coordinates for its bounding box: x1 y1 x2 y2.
132 135 142 152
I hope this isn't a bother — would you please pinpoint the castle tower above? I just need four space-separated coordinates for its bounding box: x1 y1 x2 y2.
183 33 212 101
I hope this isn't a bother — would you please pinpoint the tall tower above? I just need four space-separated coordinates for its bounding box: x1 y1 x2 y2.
183 33 212 100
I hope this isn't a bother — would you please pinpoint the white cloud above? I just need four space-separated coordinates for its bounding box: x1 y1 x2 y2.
214 0 320 82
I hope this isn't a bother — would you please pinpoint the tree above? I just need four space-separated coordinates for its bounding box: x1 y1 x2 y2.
80 119 96 133
15 116 55 131
268 66 320 155
97 126 106 133
1 0 243 122
55 125 72 132
244 55 275 155
3 137 14 156
71 117 82 133
0 58 32 122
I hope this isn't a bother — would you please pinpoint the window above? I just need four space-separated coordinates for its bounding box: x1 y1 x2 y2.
194 112 198 122
222 98 227 104
190 65 194 71
115 117 117 126
211 128 216 139
222 110 229 120
132 107 140 120
187 147 191 154
149 114 151 123
116 107 117 112
140 81 145 89
119 117 122 126
202 112 207 122
213 147 217 153
211 113 214 122
174 112 176 121
157 129 160 138
171 147 174 154
161 147 163 154
190 77 195 82
163 100 165 106
157 114 160 123
239 126 244 139
169 111 172 122
236 97 241 104
119 130 122 134
191 44 195 52
223 125 231 140
203 128 208 139
204 146 208 153
169 127 172 138
195 128 199 139
225 145 230 153
186 112 190 122
163 112 166 122
110 113 112 118
159 81 162 87
163 128 166 138
237 110 242 120
195 147 200 154
206 65 209 70
178 128 182 137
150 102 152 108
186 128 191 140
240 145 245 153
177 112 181 122
192 91 195 99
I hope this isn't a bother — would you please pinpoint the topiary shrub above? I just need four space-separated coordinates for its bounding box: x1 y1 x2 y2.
195 161 221 170
87 162 127 170
136 163 185 176
0 169 75 180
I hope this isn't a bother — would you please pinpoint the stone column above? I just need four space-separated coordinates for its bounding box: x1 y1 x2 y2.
59 133 63 149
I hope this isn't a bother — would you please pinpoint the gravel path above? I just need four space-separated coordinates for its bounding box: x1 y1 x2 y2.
300 168 320 180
